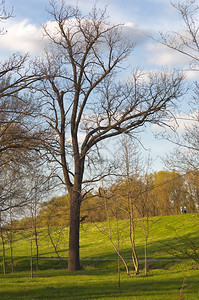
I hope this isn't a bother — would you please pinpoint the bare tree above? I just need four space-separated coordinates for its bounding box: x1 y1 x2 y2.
0 209 6 274
160 0 199 71
96 188 130 275
96 138 156 276
46 223 65 265
158 0 199 170
0 3 48 171
33 1 185 271
164 116 199 173
21 159 50 273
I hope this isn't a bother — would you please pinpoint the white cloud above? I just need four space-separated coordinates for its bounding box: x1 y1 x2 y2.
0 19 43 53
152 112 199 133
183 69 199 80
146 42 190 66
0 13 150 57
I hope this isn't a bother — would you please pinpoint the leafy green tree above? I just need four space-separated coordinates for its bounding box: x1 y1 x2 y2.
38 195 70 228
184 171 199 212
152 171 185 215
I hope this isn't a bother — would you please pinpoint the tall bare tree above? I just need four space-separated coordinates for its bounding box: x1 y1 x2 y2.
33 1 185 270
158 0 199 170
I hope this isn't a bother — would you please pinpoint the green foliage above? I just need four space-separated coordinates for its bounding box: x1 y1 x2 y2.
9 170 199 231
152 171 187 215
37 195 70 227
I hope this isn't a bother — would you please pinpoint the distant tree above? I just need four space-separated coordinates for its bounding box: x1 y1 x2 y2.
184 171 199 212
152 171 186 215
32 1 185 271
38 195 70 227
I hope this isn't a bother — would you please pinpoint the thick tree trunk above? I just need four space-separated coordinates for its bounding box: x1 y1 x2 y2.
68 189 81 271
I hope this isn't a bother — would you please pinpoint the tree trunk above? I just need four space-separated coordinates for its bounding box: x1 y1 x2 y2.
9 199 14 272
34 220 39 271
68 189 81 271
30 226 34 279
0 211 6 275
10 238 14 273
144 236 147 275
1 229 6 275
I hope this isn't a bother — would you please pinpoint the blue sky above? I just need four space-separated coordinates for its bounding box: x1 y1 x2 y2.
1 0 197 171
2 0 193 70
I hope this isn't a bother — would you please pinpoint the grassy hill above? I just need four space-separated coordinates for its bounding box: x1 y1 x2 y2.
3 213 199 260
0 214 199 299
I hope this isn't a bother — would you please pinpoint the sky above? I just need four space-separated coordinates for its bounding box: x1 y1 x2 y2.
1 0 198 171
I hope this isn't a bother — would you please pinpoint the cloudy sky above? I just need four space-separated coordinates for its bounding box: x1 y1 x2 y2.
1 0 186 63
1 0 197 171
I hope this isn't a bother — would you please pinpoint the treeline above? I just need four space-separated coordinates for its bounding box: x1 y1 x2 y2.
9 169 198 230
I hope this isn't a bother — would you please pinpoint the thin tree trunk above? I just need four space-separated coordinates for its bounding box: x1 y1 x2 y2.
116 217 121 295
9 200 14 272
30 228 33 279
0 211 6 275
104 199 129 275
144 216 149 276
34 220 39 271
145 236 147 275
47 223 63 265
129 221 139 274
129 198 139 274
1 229 6 275
10 238 14 273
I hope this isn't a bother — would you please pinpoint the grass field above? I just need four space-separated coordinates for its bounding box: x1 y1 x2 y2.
0 214 199 299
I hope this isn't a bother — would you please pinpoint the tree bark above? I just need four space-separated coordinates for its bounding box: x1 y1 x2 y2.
68 189 81 271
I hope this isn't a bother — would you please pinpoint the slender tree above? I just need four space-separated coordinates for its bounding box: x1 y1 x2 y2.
0 209 6 274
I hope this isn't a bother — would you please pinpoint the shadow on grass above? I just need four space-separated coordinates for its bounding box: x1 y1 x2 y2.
0 269 199 299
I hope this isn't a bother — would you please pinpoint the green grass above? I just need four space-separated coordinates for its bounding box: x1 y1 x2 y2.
4 213 199 260
0 262 199 299
0 214 199 299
